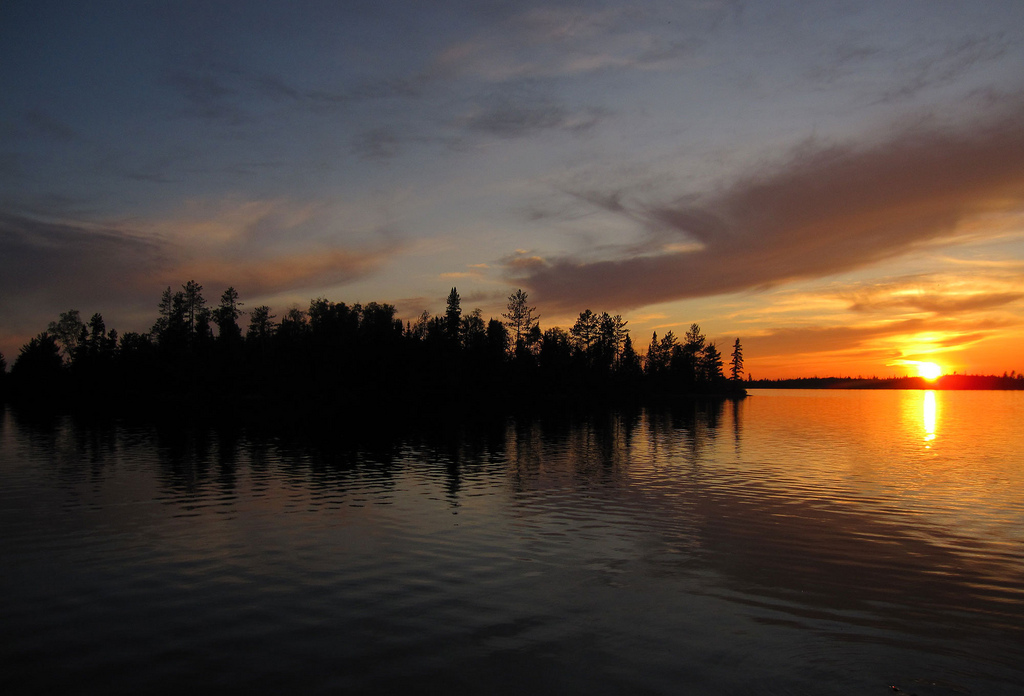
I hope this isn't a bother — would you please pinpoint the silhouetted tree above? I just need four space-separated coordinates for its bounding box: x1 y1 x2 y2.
194 307 214 349
214 287 243 342
599 313 628 366
593 312 628 372
445 287 462 345
181 280 206 342
88 313 106 350
247 305 277 341
7 281 750 412
151 286 189 350
11 333 64 394
47 309 85 364
461 308 486 352
701 342 724 383
503 289 538 352
118 331 152 357
486 318 509 361
537 327 573 388
278 307 309 340
78 313 117 362
425 314 446 346
359 302 402 343
408 310 431 342
524 324 543 357
618 334 642 379
570 309 600 357
645 332 664 375
667 322 701 384
684 323 705 350
730 338 744 381
152 287 172 338
307 298 359 370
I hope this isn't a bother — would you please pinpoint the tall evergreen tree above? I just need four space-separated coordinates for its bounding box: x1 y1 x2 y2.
461 308 486 352
86 313 111 357
570 309 599 356
730 338 744 381
445 287 462 345
247 306 277 341
151 286 189 348
214 287 243 342
660 331 680 376
618 334 642 378
701 341 724 383
645 331 661 375
502 289 538 351
182 280 206 341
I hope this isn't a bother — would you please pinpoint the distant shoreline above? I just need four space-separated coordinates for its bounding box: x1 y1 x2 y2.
746 374 1023 390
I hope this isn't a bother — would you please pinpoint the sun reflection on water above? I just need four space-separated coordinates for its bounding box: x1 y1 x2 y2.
923 390 937 445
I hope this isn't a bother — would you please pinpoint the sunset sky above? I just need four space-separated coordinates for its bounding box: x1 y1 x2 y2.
3 1 1023 378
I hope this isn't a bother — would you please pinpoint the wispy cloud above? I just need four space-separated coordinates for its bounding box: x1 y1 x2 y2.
0 212 164 303
874 32 1011 105
140 197 404 295
746 315 1016 362
513 101 1024 312
848 290 1024 315
430 3 715 83
165 247 395 296
0 201 402 342
460 99 602 139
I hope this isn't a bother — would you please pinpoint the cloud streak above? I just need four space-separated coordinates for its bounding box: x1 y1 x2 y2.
166 247 397 297
745 315 1016 362
0 213 165 304
0 208 400 334
515 102 1024 312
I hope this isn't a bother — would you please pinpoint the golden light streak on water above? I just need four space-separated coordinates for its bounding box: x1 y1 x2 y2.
923 390 937 445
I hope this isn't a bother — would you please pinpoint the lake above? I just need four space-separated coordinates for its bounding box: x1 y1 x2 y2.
1 389 1022 695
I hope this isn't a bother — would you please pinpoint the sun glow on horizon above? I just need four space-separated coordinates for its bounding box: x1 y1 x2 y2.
889 359 945 380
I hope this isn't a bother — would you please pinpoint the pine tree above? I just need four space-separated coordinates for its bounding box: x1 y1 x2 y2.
701 341 724 382
645 331 662 374
502 289 539 351
182 280 206 341
570 309 599 355
247 306 277 341
214 287 243 342
445 287 462 345
730 338 744 381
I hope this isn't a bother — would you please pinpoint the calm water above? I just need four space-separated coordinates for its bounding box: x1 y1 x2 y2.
1 390 1022 695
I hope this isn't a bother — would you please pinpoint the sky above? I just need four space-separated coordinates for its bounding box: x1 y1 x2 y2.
2 0 1024 379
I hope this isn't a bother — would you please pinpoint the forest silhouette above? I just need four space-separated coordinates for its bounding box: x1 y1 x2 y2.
1 282 746 418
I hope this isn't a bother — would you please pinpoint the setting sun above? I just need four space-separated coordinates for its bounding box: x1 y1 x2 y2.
917 362 943 380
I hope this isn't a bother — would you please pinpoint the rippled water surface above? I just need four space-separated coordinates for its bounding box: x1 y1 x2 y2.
2 389 1022 695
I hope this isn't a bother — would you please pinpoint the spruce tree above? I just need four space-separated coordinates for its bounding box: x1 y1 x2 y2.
730 338 744 381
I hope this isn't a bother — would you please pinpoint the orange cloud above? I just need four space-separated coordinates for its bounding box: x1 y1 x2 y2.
745 316 1016 362
165 247 397 296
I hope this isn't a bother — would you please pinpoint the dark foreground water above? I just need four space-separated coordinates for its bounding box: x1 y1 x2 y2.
1 389 1022 695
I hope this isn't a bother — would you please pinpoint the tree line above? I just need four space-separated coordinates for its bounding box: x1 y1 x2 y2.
1 282 746 414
